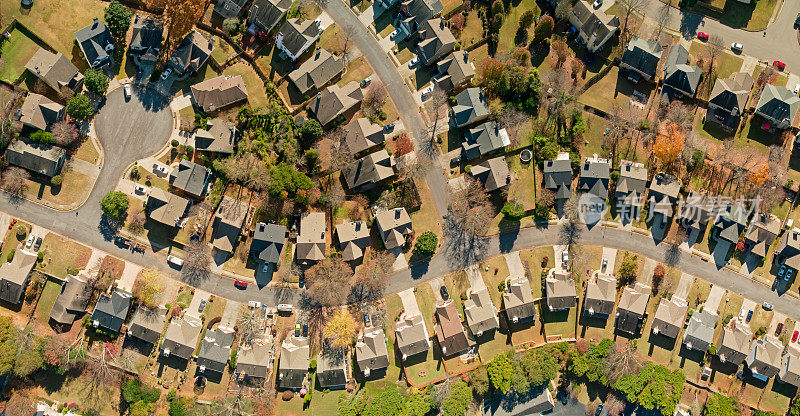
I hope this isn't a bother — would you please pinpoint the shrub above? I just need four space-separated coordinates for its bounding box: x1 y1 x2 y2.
520 10 535 28
502 200 525 220
51 175 63 187
30 130 55 144
171 139 179 147
15 225 26 239
491 0 504 15
413 231 438 258
184 145 194 155
7 249 14 262
309 359 317 373
66 94 93 120
282 391 294 401
84 69 109 95
228 350 237 370
533 16 554 42
37 252 43 262
223 18 241 35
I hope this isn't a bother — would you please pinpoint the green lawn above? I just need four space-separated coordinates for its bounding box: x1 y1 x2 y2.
686 279 712 309
34 280 61 323
414 283 438 338
0 29 40 83
735 116 781 155
38 233 92 278
404 347 446 387
497 0 541 53
210 36 236 65
337 56 373 87
541 305 576 339
223 62 268 108
688 42 743 79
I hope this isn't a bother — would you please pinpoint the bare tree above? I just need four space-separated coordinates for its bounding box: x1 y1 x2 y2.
3 167 29 195
4 391 37 416
335 31 355 64
654 3 671 41
238 310 262 347
704 34 726 74
362 81 388 120
544 69 577 139
449 176 493 236
306 257 353 307
86 342 120 389
128 210 147 235
182 240 212 284
398 152 433 182
618 0 646 37
555 0 573 21
602 341 641 384
51 121 80 148
605 393 626 416
495 106 531 147
350 250 395 303
326 127 351 173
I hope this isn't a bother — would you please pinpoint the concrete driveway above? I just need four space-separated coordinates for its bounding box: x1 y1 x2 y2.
504 251 525 278
601 247 617 274
398 288 421 316
705 285 726 313
674 273 694 299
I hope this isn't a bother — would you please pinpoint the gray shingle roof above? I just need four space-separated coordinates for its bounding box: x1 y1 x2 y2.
355 328 390 374
127 307 167 345
719 323 752 365
470 156 509 192
714 201 750 244
74 19 115 68
146 188 189 227
248 0 293 32
651 296 688 339
20 93 63 131
756 84 800 127
213 0 251 19
375 208 413 250
278 336 309 388
162 317 202 360
503 276 536 323
344 118 385 155
683 309 717 352
396 314 429 358
92 289 132 333
545 271 577 310
543 158 573 199
777 229 800 271
194 118 237 154
464 286 499 335
451 88 490 127
197 329 233 374
709 72 753 115
0 250 36 305
579 158 610 199
571 0 620 50
129 17 163 60
583 273 616 317
277 18 322 58
434 51 475 91
663 45 701 97
251 222 286 264
745 214 781 258
309 81 363 126
25 48 83 91
462 121 510 160
746 336 783 378
620 36 663 79
615 283 651 334
50 273 91 325
317 351 348 388
169 30 213 75
288 49 345 95
169 160 211 198
211 196 249 253
6 139 66 177
344 149 396 191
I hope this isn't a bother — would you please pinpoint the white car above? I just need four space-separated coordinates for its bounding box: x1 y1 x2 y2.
562 251 569 264
160 68 172 80
731 42 743 52
25 234 35 249
408 57 419 68
134 185 148 194
154 165 169 176
794 83 800 94
124 83 131 99
420 85 435 99
248 301 262 308
593 0 603 8
389 28 400 39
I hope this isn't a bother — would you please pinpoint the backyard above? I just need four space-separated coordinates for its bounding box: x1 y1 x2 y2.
0 28 40 84
223 62 269 108
23 168 93 208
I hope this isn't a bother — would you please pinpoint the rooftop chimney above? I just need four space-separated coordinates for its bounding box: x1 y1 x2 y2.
92 17 99 28
395 209 401 219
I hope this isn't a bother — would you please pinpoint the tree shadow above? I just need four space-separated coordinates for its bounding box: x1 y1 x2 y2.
441 214 488 270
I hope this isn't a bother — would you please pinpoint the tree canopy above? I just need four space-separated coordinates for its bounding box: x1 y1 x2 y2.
100 191 129 219
703 394 740 416
84 69 109 95
104 0 133 39
66 94 93 120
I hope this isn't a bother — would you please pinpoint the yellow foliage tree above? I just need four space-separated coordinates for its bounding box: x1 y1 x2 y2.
132 269 165 309
323 309 357 351
653 123 685 165
750 164 769 186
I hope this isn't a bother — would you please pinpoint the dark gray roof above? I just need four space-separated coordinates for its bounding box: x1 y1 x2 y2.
745 214 781 257
50 274 91 325
310 81 363 126
250 222 286 264
462 121 510 160
571 0 620 50
578 158 610 199
92 289 132 333
678 191 715 230
169 160 211 198
355 328 390 374
194 118 237 154
128 307 167 345
663 45 701 97
344 118 385 155
129 17 163 60
683 309 717 352
709 72 753 114
470 156 510 192
248 0 293 31
616 160 647 199
288 49 344 95
756 84 800 126
74 19 115 68
777 229 800 271
451 88 490 127
483 387 554 416
317 352 348 388
197 329 233 374
434 51 475 91
344 149 396 191
399 0 444 30
169 30 213 75
277 18 322 58
213 0 251 19
620 36 663 79
6 139 66 177
20 93 63 131
714 201 750 244
25 48 83 91
417 18 456 65
211 196 249 253
583 274 616 317
543 158 573 199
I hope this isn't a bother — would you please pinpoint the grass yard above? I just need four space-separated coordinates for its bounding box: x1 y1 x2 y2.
408 179 442 254
541 305 576 339
720 0 779 31
518 246 555 298
393 40 416 64
505 152 536 210
752 65 788 88
459 10 483 49
414 283 438 338
24 168 92 208
479 255 510 302
73 138 101 165
0 29 40 83
579 66 649 115
476 332 510 362
404 346 446 387
712 292 743 340
758 378 795 413
34 279 62 323
127 164 171 191
338 56 373 87
441 0 462 15
748 305 773 334
38 233 92 278
223 62 268 108
686 279 713 309
688 42 743 79
374 12 395 38
736 116 783 153
695 113 770 157
210 36 236 65
32 374 121 415
570 245 604 287
1 221 30 262
318 24 343 55
2 0 107 57
497 0 541 53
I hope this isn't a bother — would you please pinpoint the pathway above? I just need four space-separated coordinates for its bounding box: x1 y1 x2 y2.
504 251 525 278
674 273 694 299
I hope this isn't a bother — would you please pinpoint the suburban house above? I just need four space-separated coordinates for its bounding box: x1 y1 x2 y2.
395 313 430 360
25 48 83 92
128 16 163 64
169 30 214 77
718 322 753 365
355 328 390 377
275 18 322 61
194 119 237 155
713 201 750 245
545 271 577 311
247 0 293 33
461 121 510 161
336 220 371 262
543 155 573 201
579 156 611 200
309 81 364 126
49 272 91 326
250 222 286 278
483 386 555 416
662 44 701 99
74 18 115 68
746 336 784 381
344 149 396 192
648 173 681 228
211 196 249 254
707 72 754 130
6 139 66 177
583 273 616 318
296 212 327 262
682 309 718 353
169 159 212 199
451 88 490 128
317 352 349 389
397 0 444 37
91 289 132 334
616 160 647 222
191 75 249 113
213 0 250 19
744 214 781 259
237 341 271 381
161 317 202 361
568 0 620 53
619 36 663 83
288 49 345 96
375 208 413 250
503 276 536 323
615 283 651 335
434 299 470 357
755 84 800 131
345 118 386 156
464 286 499 337
416 18 456 66
197 329 234 376
146 188 190 227
20 93 63 131
127 307 167 347
651 296 688 339
777 228 800 274
0 250 37 305
678 191 716 236
278 337 310 390
779 350 800 387
433 51 475 92
469 156 510 192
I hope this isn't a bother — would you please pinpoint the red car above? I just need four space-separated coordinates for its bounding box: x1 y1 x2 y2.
774 60 786 71
793 330 799 343
697 32 709 41
234 279 248 289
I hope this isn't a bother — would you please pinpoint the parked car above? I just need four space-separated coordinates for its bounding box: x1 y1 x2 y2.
360 76 372 88
295 323 301 337
793 330 799 343
161 68 172 80
25 234 35 249
602 259 608 272
134 185 147 194
779 266 786 279
774 60 786 71
795 12 800 27
562 251 569 264
198 299 207 313
440 285 450 301
776 322 784 336
303 323 308 337
154 165 169 176
746 310 753 322
731 42 743 53
33 236 42 251
593 0 602 8
234 280 248 289
697 32 709 41
794 83 800 95
384 122 396 131
408 57 419 68
763 302 774 311
124 83 131 99
248 301 261 308
364 313 371 327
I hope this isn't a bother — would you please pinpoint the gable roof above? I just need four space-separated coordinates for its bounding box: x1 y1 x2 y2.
756 84 800 126
620 36 663 78
584 273 616 316
400 0 444 29
709 72 753 114
714 201 750 244
678 191 716 229
780 350 800 387
435 300 469 356
617 160 647 197
462 121 510 160
238 341 271 378
296 212 326 261
0 249 37 304
127 307 167 345
663 44 701 96
451 88 490 127
278 336 309 388
464 286 498 335
375 208 413 250
169 30 213 74
49 273 91 325
197 329 234 374
344 118 385 155
470 156 510 192
344 149 396 190
546 271 577 310
651 296 688 338
194 118 237 154
745 214 781 257
336 220 370 261
92 289 132 333
129 16 163 60
74 19 115 68
248 0 293 31
310 81 363 126
317 351 348 388
288 49 345 95
435 50 475 91
649 173 680 217
6 139 66 177
503 276 536 322
778 229 800 270
191 75 248 113
277 18 322 57
169 160 211 198
396 314 429 358
417 18 456 65
579 157 611 199
571 0 620 50
251 222 286 264
20 93 63 131
683 309 717 352
747 336 783 378
25 48 83 91
719 323 752 365
211 196 249 253
213 0 250 18
146 188 189 227
356 328 390 374
543 157 573 199
616 283 651 334
162 317 202 360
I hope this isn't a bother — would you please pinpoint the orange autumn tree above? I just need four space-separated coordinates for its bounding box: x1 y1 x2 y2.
653 122 685 166
749 164 769 186
161 0 209 59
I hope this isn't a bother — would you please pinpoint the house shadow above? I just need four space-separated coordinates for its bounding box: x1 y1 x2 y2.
646 331 677 357
157 353 189 372
676 343 704 368
578 314 609 331
122 336 155 356
709 355 739 376
772 378 798 398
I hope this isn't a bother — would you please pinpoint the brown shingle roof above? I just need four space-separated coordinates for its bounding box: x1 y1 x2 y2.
297 212 326 261
288 49 345 95
20 93 63 131
434 300 469 356
309 81 363 126
190 75 248 112
651 296 688 338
